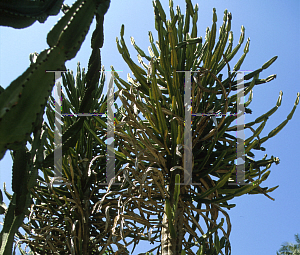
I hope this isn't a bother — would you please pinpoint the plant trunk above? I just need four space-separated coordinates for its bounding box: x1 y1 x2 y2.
161 205 172 255
161 179 185 255
82 195 90 253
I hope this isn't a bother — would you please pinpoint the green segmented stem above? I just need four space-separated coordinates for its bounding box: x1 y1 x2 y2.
0 0 109 160
0 0 63 28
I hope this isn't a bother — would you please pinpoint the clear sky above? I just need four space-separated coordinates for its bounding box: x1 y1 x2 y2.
0 0 299 254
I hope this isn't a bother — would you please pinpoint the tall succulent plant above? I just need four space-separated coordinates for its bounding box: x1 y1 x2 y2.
0 0 110 254
107 0 300 254
0 1 298 255
9 63 123 255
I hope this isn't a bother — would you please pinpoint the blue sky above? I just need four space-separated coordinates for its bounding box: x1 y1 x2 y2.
0 0 299 254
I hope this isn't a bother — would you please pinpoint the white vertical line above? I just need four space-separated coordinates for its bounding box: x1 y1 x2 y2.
106 71 115 185
50 70 123 186
54 79 62 177
47 71 66 180
179 70 250 186
236 72 246 184
184 71 192 185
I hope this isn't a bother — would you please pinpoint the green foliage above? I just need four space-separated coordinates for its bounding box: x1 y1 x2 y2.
112 0 299 254
0 123 43 255
0 0 63 28
9 62 124 254
0 0 111 254
164 174 181 239
277 234 300 255
0 0 110 160
0 0 298 254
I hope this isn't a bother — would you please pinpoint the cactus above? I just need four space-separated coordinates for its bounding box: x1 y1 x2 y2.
0 0 110 161
0 0 110 254
0 124 42 255
0 0 64 29
112 0 299 254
